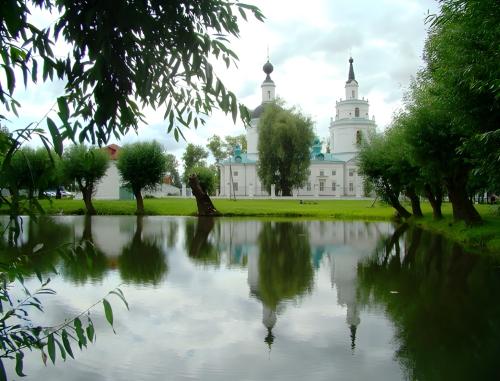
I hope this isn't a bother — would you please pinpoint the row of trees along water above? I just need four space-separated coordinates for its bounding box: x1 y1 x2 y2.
0 0 264 377
358 0 499 226
0 141 176 217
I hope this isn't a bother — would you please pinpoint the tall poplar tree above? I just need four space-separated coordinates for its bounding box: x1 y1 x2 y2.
257 103 314 196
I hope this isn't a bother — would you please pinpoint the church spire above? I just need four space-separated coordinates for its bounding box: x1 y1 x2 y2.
345 57 358 99
347 57 355 83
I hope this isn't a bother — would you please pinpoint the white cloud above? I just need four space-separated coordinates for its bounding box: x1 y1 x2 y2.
2 0 439 164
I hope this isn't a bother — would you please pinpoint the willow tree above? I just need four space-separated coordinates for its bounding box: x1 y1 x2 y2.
117 141 167 215
358 133 412 219
62 145 109 215
409 0 500 225
257 102 314 196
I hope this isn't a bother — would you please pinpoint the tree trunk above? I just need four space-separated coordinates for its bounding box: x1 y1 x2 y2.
189 217 215 258
133 188 145 215
8 187 21 246
406 187 423 218
188 174 220 216
402 227 422 268
82 214 93 241
445 174 482 225
387 191 412 219
424 183 443 220
82 188 97 215
281 185 292 197
382 223 408 266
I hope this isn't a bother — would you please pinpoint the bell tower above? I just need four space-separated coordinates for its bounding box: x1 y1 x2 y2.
329 57 376 154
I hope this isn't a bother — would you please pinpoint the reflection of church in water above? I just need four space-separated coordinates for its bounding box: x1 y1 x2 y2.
220 220 392 350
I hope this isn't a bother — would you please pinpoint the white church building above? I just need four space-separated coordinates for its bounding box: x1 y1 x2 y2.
219 57 376 197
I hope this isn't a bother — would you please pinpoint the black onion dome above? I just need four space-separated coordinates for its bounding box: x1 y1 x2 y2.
263 60 274 75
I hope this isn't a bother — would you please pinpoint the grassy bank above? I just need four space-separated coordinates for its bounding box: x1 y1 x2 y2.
2 198 498 253
2 198 419 219
411 213 500 254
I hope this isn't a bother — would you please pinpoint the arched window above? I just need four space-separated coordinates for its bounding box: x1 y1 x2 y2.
356 130 362 144
355 107 360 117
352 90 355 98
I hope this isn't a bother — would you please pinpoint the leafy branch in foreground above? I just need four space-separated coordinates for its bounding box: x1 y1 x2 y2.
0 249 128 380
1 0 265 146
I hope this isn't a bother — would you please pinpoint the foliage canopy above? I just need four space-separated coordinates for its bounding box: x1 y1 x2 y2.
257 102 314 196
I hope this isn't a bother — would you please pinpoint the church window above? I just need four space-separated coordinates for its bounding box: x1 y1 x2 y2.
356 130 362 144
319 180 325 192
307 183 311 191
349 169 355 177
233 182 238 192
268 90 271 100
352 90 355 98
355 107 360 117
349 183 354 192
332 182 336 191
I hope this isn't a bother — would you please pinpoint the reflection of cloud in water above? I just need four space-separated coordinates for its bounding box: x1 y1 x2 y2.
5 216 403 381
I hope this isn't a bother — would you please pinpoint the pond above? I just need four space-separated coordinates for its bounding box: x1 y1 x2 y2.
1 216 500 380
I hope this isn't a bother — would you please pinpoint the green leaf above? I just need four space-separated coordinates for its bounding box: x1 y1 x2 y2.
110 289 129 310
0 358 7 381
57 96 70 121
15 352 26 377
74 317 87 348
47 117 63 157
32 59 38 82
230 94 237 123
61 329 74 359
4 65 15 95
47 333 56 364
103 298 113 326
55 338 66 361
86 322 95 342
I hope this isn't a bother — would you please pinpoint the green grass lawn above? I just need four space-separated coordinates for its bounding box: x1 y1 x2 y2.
2 197 434 219
2 197 499 253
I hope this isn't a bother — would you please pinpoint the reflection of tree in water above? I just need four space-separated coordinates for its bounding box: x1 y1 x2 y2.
60 215 108 283
118 216 167 285
357 226 500 380
252 222 314 349
166 219 179 249
0 216 71 275
184 217 220 266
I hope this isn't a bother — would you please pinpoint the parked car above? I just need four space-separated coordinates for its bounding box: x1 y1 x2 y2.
43 190 57 197
60 190 75 198
43 189 74 198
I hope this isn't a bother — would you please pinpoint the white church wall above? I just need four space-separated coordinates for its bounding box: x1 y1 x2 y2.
94 162 120 199
247 119 259 155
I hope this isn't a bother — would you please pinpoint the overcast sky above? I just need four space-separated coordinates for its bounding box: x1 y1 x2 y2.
3 0 439 165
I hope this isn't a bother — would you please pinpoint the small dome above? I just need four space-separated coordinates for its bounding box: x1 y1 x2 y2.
263 60 274 75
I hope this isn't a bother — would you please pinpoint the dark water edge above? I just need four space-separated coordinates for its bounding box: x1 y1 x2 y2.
1 216 500 381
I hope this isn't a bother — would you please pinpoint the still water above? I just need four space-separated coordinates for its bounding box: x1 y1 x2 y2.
2 216 500 380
